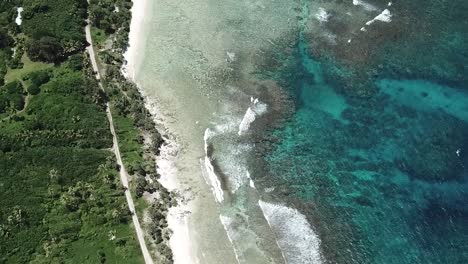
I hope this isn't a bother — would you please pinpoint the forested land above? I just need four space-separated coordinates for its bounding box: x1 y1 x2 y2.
0 0 143 263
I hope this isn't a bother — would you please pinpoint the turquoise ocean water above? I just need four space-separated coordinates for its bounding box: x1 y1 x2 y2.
256 0 468 263
136 0 468 261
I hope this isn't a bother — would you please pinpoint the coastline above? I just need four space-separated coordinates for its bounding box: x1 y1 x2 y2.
122 0 252 261
122 0 146 82
121 0 326 263
5 0 465 263
123 1 198 263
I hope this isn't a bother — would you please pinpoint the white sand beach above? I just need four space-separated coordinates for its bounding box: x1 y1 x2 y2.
122 0 249 262
122 0 145 82
122 0 320 263
123 1 201 263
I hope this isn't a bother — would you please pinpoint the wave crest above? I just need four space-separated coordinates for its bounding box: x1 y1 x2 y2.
258 200 324 264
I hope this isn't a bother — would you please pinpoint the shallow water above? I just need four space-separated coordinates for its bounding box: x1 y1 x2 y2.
134 0 468 262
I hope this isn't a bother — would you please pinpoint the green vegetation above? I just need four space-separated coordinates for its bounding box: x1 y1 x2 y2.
89 0 132 36
0 2 17 85
4 54 53 84
91 27 108 48
88 0 175 262
112 112 145 170
0 61 143 263
0 80 24 117
88 0 133 51
0 0 144 263
21 0 88 63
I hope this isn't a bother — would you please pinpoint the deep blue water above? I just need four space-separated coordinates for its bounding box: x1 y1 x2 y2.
261 2 468 262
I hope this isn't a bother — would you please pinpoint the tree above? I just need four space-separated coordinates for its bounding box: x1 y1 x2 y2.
97 250 106 264
0 29 12 49
26 36 63 63
12 96 24 111
135 176 147 198
29 70 50 86
0 99 6 113
49 169 61 184
67 54 84 71
27 83 40 95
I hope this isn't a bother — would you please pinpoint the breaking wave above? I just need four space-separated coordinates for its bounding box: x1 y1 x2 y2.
219 215 243 264
201 128 225 203
238 97 267 135
200 95 326 263
258 200 324 264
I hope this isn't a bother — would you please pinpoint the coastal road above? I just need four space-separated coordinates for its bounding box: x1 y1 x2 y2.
85 24 154 264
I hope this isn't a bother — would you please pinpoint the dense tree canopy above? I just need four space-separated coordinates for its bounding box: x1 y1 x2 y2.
0 0 145 262
26 36 63 63
0 28 12 49
21 0 89 63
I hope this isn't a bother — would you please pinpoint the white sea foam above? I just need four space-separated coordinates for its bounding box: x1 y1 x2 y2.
222 144 255 192
219 215 242 264
238 98 267 135
202 160 224 205
366 9 392 25
212 116 239 136
138 96 197 264
202 128 224 203
238 108 256 135
15 7 23 26
121 0 197 261
204 105 259 194
352 0 378 11
258 200 324 264
315 7 330 23
226 51 236 62
246 171 255 188
375 9 392 22
156 138 179 190
139 92 199 264
203 127 215 152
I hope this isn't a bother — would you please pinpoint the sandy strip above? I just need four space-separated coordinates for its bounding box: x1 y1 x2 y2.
122 0 146 81
123 1 198 263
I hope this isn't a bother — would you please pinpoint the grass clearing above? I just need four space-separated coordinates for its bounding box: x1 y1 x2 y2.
91 27 109 49
5 54 53 83
111 106 145 169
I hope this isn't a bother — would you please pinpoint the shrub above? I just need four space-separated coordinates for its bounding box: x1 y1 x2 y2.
27 83 40 95
29 70 50 86
67 54 84 71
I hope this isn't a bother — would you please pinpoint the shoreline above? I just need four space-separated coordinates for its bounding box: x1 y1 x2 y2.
122 0 146 82
123 1 198 263
122 0 328 263
85 21 154 264
122 0 243 259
